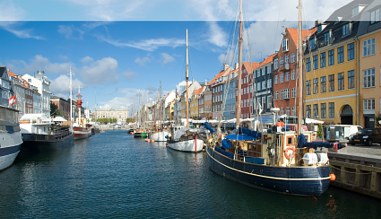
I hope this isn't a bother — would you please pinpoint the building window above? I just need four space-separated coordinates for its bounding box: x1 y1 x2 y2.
274 58 278 69
363 68 375 88
279 73 284 83
282 38 289 51
306 80 311 95
321 76 326 93
267 79 272 88
363 98 375 111
275 91 279 100
337 46 344 64
329 102 335 118
348 70 355 89
313 104 319 118
306 57 311 72
274 75 278 84
328 74 335 92
285 71 290 81
313 54 318 70
291 70 295 80
267 95 272 109
342 23 351 37
328 49 334 66
280 57 284 66
320 52 326 68
347 43 355 61
338 72 344 90
285 55 289 64
291 53 296 63
370 9 380 24
262 81 266 90
313 78 319 94
306 105 311 118
321 103 326 119
363 38 375 57
291 87 296 98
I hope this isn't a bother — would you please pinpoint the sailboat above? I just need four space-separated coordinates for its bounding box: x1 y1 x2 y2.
167 29 204 153
205 0 337 196
150 82 170 142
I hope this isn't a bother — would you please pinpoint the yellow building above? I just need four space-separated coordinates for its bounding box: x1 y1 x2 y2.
358 5 381 128
304 19 360 125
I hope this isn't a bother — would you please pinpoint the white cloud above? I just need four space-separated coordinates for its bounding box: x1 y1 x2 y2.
7 55 72 76
160 53 175 64
134 56 151 66
58 25 85 39
0 22 44 40
97 35 184 52
0 1 24 21
50 74 84 98
81 57 119 83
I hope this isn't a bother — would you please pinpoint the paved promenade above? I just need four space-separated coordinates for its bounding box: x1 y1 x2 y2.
339 143 381 159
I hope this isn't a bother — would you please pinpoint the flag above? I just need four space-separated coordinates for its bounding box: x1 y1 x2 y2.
8 95 16 106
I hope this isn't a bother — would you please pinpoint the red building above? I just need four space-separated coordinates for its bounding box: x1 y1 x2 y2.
240 62 259 118
273 27 315 117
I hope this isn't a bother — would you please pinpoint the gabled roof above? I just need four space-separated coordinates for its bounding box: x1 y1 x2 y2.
242 62 260 74
194 86 206 96
286 27 316 47
209 69 227 84
258 53 277 68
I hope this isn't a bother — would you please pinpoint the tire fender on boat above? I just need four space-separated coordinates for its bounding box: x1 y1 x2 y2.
284 146 296 160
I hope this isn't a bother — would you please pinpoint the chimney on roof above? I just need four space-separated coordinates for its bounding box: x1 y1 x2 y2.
223 64 229 71
235 63 239 70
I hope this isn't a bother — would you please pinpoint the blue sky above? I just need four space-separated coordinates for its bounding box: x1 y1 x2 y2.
0 0 352 113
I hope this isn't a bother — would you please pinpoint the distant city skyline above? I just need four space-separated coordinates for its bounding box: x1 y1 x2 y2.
0 0 353 112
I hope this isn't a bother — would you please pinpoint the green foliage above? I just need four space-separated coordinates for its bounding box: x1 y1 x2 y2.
96 118 117 124
126 118 135 123
50 103 62 117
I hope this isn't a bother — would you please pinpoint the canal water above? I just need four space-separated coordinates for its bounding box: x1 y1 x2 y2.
1 130 380 218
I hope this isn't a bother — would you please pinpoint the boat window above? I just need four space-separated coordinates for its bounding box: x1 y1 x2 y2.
287 137 294 146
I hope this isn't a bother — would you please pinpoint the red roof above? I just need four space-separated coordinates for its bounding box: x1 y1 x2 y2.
242 62 259 74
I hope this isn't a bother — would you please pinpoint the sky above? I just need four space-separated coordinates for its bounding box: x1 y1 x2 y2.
0 0 353 114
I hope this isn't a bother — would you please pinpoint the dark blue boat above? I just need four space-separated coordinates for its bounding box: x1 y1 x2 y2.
206 142 331 196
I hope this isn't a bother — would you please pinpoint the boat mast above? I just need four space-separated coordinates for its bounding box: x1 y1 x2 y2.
185 28 190 128
236 0 243 132
69 67 73 131
297 0 303 135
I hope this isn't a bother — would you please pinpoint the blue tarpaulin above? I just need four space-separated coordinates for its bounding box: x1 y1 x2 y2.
203 122 216 134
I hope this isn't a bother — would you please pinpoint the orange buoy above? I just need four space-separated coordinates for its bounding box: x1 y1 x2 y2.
330 173 336 181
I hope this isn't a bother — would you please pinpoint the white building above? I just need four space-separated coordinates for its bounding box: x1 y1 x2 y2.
94 109 129 123
22 71 51 117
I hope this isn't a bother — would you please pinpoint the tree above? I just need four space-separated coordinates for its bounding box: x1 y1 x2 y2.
50 103 62 117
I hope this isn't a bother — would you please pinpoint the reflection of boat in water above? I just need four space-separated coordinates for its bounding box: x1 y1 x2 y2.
19 113 73 151
206 0 336 196
0 105 23 171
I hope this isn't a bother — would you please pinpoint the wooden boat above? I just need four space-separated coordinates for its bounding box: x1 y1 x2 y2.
206 0 336 196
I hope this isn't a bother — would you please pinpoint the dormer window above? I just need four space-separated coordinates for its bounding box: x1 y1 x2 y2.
309 37 316 50
282 38 289 51
370 8 380 24
342 23 351 37
352 5 365 17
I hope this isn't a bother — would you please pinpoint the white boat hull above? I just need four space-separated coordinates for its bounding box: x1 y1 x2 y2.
167 139 204 153
0 131 23 171
150 131 169 142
